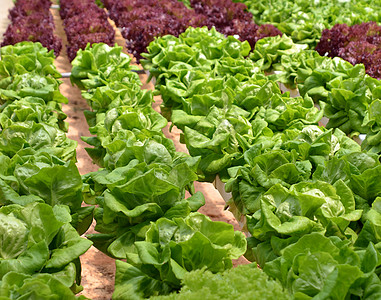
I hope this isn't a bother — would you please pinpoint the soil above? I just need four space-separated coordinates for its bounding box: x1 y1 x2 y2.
3 6 249 300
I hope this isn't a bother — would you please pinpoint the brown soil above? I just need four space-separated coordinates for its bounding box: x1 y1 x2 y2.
51 7 248 300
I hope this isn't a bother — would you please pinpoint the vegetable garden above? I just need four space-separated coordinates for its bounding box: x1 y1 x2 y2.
1 0 381 299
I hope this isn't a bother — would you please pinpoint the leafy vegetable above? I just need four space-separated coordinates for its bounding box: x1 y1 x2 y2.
70 42 250 300
249 35 381 146
142 27 251 80
143 28 324 181
150 264 290 300
0 41 94 231
316 22 381 80
0 73 67 105
0 42 94 299
0 42 61 78
59 0 115 61
0 202 92 291
0 272 85 300
264 233 381 299
234 0 381 48
113 213 247 299
0 121 77 161
0 97 68 132
1 0 62 55
71 43 139 89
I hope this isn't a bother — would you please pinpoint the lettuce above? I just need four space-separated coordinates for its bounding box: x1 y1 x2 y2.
0 73 67 104
70 43 139 89
0 121 77 161
141 27 251 82
150 264 290 300
0 43 91 234
143 31 325 182
70 43 207 265
250 35 307 79
1 3 62 56
248 180 361 239
113 213 247 299
0 272 85 300
0 42 61 79
85 141 203 256
87 105 167 155
0 97 68 132
249 35 381 142
81 82 149 115
264 233 381 299
139 25 381 300
0 202 92 291
225 125 381 267
0 42 94 299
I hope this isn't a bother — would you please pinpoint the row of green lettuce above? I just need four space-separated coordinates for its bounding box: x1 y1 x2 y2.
69 43 290 299
141 27 323 182
0 42 93 299
141 27 381 299
252 34 381 153
233 0 381 48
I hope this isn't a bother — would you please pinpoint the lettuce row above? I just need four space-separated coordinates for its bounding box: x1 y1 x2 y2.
233 0 381 48
0 42 88 219
1 0 62 55
0 42 92 297
142 27 324 182
251 35 381 151
59 0 115 61
142 28 381 298
241 39 381 297
71 43 247 299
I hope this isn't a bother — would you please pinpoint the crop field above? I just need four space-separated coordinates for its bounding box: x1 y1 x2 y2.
0 1 381 299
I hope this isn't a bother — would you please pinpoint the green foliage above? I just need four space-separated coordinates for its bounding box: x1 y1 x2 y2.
150 264 290 300
113 213 247 299
0 272 87 300
142 27 251 81
142 27 324 182
249 35 381 145
0 203 92 290
71 43 140 90
0 97 68 132
69 42 251 299
234 0 381 47
0 42 91 299
264 233 381 299
0 42 61 78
